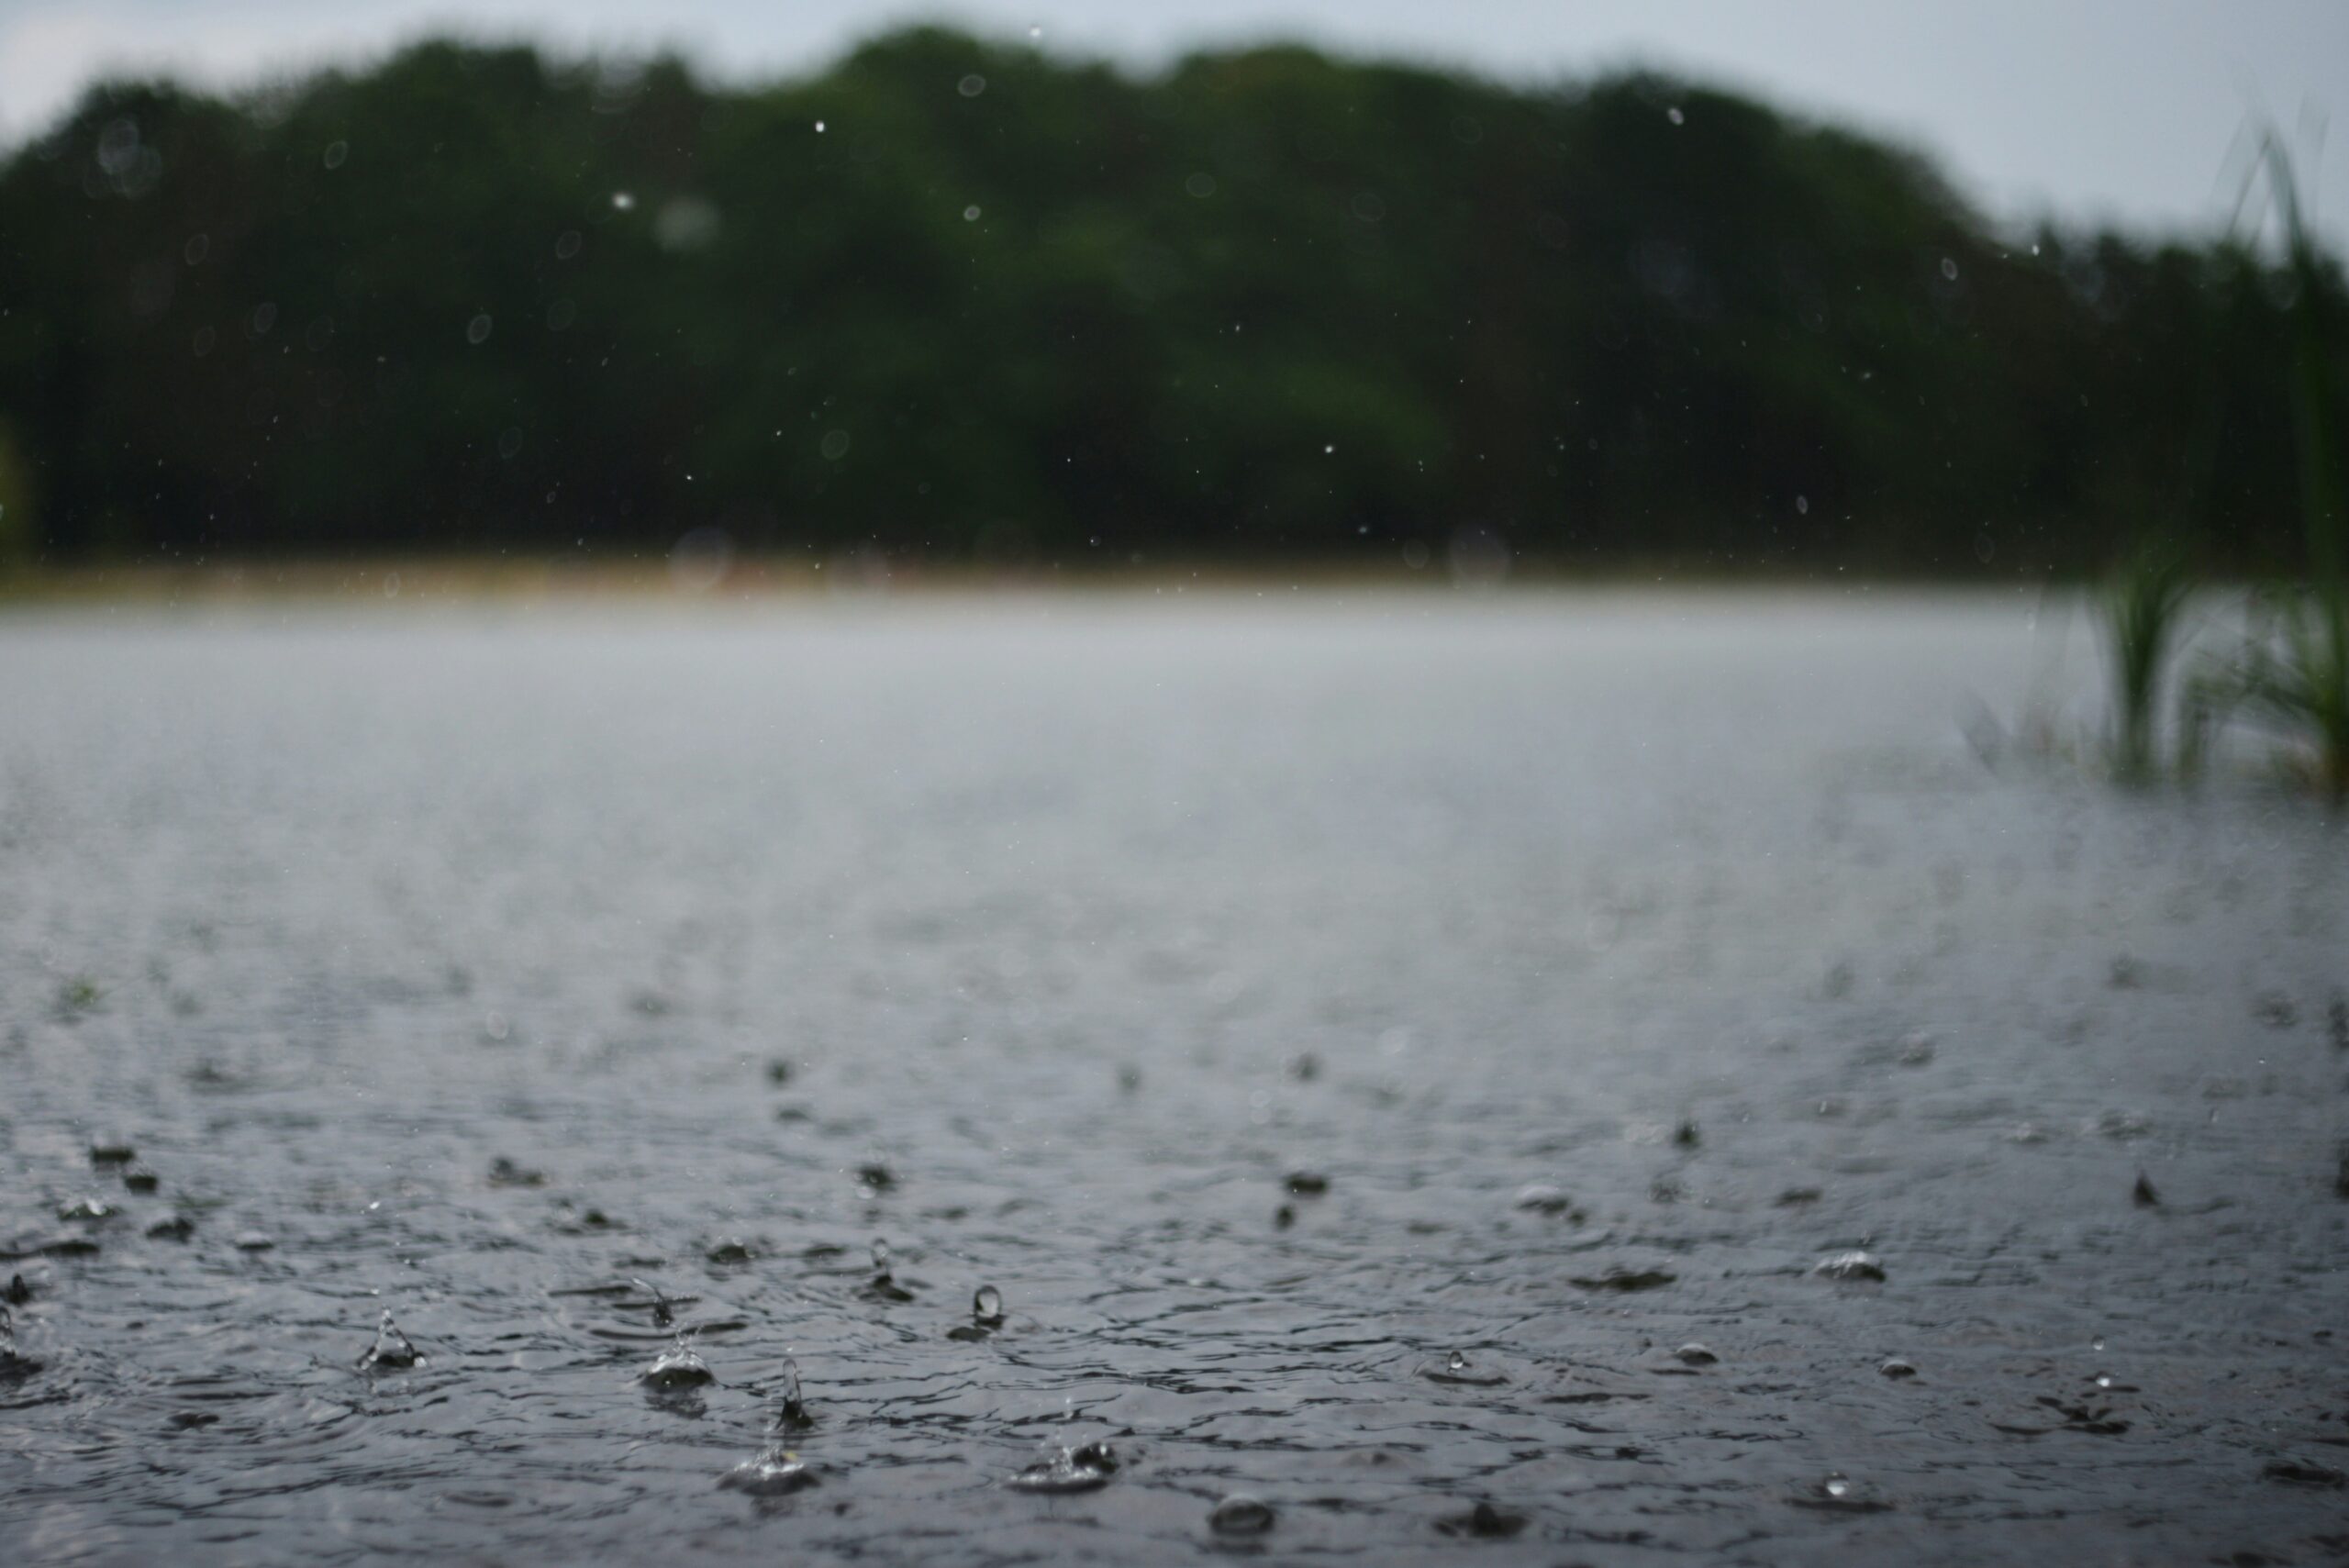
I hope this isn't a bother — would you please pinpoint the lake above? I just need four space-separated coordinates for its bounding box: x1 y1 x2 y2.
2 589 2344 1563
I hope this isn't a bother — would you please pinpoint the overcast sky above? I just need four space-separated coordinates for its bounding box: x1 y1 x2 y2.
3 0 2343 246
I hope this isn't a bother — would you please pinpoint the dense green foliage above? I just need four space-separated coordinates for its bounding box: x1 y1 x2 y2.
0 28 2341 569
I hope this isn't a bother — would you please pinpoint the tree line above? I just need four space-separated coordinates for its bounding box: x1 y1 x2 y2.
0 28 2340 573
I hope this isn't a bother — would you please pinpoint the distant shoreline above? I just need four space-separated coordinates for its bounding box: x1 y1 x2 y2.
0 554 2088 607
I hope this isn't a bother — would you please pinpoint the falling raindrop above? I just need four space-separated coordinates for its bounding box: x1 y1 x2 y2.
1667 106 1685 126
612 192 635 210
963 205 981 222
974 1284 1005 1324
958 74 987 98
1940 257 1959 281
465 313 493 345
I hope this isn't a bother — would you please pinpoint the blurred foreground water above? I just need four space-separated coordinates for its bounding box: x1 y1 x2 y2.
2 591 2344 1563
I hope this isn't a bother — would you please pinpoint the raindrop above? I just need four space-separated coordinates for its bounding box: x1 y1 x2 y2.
1796 494 1809 515
814 120 826 133
183 232 209 265
555 229 582 260
465 313 493 345
1028 24 1042 41
973 1284 1005 1325
1667 106 1685 126
611 191 635 210
820 429 852 461
1940 256 1959 281
870 1239 891 1278
958 74 987 98
1323 443 1335 454
1185 172 1217 198
322 140 348 170
963 205 981 222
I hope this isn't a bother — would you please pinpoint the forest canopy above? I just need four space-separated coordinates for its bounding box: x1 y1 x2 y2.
0 28 2340 573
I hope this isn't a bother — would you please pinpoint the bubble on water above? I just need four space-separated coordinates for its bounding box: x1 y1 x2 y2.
1007 1440 1118 1494
958 74 986 98
1421 1349 1508 1386
1675 1342 1718 1366
1880 1358 1918 1379
1209 1493 1275 1535
1810 1250 1886 1282
973 1284 1004 1324
465 313 493 345
706 1238 754 1264
357 1308 423 1372
1792 1471 1891 1512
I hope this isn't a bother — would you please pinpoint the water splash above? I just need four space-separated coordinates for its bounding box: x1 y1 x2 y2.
772 1355 811 1429
718 1446 817 1496
357 1309 423 1372
1007 1440 1118 1495
641 1331 713 1389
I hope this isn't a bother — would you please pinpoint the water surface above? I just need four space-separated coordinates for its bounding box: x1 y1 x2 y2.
3 592 2344 1563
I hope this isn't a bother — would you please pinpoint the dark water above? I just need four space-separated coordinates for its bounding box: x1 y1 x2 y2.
3 592 2345 1564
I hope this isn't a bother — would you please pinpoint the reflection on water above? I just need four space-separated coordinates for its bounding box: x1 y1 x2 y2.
1 593 2344 1561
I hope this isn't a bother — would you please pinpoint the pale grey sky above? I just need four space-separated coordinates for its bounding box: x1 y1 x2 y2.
2 0 2343 246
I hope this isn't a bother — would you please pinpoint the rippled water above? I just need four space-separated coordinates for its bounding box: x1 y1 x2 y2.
3 591 2345 1563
